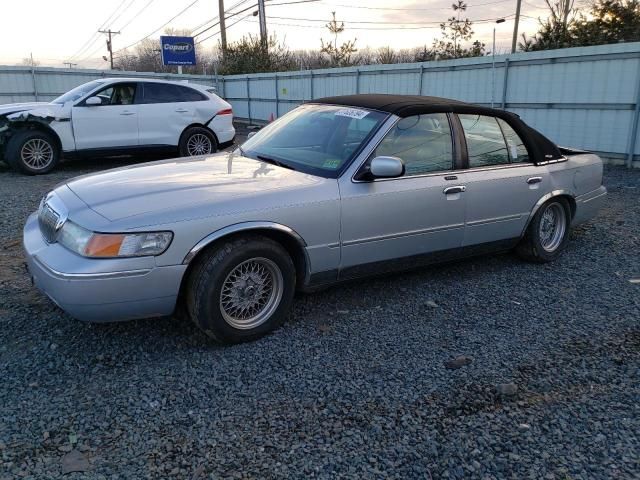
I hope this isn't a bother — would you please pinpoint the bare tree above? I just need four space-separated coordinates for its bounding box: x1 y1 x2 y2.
320 12 358 67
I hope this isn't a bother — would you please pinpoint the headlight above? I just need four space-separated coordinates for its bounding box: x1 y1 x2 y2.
57 221 172 258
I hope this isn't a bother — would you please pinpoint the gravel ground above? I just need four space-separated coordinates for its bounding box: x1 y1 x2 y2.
0 150 638 479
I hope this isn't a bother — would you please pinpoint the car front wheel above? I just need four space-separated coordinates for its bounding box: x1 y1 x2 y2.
179 127 218 157
186 235 296 344
517 197 571 263
6 130 60 174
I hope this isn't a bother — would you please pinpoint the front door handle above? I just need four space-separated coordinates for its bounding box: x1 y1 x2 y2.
527 176 542 185
120 111 135 116
175 108 190 113
443 185 466 195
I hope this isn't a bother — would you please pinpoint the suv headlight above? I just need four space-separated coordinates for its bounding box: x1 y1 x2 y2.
57 221 173 258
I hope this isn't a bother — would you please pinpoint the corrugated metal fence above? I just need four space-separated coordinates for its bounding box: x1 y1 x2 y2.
2 42 640 167
220 42 640 168
0 66 217 104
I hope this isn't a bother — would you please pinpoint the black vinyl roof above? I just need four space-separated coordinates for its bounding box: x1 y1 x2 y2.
312 94 563 163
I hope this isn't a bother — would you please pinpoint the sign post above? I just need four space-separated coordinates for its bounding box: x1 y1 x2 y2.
160 36 196 74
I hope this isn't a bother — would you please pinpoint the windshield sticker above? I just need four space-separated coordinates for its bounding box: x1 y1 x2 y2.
334 108 369 120
322 159 341 169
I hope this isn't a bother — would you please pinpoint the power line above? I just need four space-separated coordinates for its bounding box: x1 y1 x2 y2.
266 15 512 25
195 11 255 44
115 0 203 53
321 0 514 12
66 0 130 61
191 0 254 37
116 0 158 31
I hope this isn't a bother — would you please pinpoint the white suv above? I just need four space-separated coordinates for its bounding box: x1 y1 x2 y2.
0 78 235 174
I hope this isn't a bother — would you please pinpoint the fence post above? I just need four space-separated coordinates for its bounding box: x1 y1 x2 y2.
31 65 39 102
626 60 640 168
246 76 252 124
221 77 226 99
355 69 360 94
275 74 279 118
501 58 510 109
309 70 314 100
417 64 424 95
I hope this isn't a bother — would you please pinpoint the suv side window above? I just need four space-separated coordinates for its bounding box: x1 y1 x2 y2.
141 83 205 103
497 118 529 163
89 83 137 106
373 113 454 176
459 114 510 168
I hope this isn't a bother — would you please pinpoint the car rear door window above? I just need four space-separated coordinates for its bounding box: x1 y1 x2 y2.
497 118 530 163
459 114 510 168
141 83 206 103
373 113 454 176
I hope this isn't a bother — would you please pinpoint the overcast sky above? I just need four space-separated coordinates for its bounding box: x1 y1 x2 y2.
0 0 548 68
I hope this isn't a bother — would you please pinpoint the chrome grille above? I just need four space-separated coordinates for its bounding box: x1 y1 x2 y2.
38 204 61 243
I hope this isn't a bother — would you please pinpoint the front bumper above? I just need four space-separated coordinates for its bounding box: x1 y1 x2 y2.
23 212 187 322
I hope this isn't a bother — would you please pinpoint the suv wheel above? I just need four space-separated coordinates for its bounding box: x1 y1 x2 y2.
6 130 60 174
179 127 218 157
186 235 296 344
517 197 571 263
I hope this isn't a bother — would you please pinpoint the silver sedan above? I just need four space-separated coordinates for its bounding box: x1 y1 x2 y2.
23 94 607 343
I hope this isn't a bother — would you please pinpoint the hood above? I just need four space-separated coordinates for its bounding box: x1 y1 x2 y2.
0 102 52 117
65 152 327 222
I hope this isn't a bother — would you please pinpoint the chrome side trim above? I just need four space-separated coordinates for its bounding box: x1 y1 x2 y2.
521 189 575 235
342 223 465 247
467 213 526 227
182 221 309 265
32 256 152 280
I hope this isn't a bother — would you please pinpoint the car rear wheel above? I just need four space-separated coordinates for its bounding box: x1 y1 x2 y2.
179 127 218 157
516 197 571 263
6 130 60 175
186 235 296 344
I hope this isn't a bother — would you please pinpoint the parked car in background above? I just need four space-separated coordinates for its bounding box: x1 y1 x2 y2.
0 78 234 174
23 94 606 343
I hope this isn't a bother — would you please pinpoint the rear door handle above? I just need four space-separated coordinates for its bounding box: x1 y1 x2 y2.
175 108 190 113
443 185 466 195
527 176 542 184
120 111 135 116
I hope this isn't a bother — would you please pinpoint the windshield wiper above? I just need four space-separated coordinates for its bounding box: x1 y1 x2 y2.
256 155 295 170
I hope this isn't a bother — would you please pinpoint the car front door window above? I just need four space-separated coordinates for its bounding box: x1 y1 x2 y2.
90 83 137 106
373 113 454 175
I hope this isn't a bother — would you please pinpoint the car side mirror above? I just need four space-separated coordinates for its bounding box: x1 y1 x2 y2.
247 131 257 139
85 96 102 106
366 156 405 179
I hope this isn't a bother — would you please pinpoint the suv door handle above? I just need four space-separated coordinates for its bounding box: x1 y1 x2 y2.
120 111 135 116
443 185 466 195
175 108 190 113
527 176 542 184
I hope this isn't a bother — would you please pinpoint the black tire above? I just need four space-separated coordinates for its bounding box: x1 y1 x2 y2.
516 197 571 263
179 126 218 157
6 129 60 175
186 235 296 344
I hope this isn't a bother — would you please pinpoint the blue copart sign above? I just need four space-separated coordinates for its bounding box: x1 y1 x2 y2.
160 36 196 66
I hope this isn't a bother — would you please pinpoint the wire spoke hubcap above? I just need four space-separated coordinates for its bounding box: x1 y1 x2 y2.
220 257 283 330
21 138 54 169
539 203 566 252
186 133 212 156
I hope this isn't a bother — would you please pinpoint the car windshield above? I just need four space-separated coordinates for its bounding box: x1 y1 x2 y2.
51 80 105 104
239 104 388 178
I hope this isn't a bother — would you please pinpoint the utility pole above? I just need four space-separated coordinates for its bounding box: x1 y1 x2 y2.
63 62 77 69
218 0 227 56
511 0 522 53
99 29 120 69
257 0 267 49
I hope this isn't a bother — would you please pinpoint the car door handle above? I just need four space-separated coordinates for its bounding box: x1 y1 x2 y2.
527 176 542 184
443 185 466 195
120 111 135 116
175 108 190 113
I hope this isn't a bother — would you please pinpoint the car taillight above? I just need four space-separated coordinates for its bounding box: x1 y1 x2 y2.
217 108 232 115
